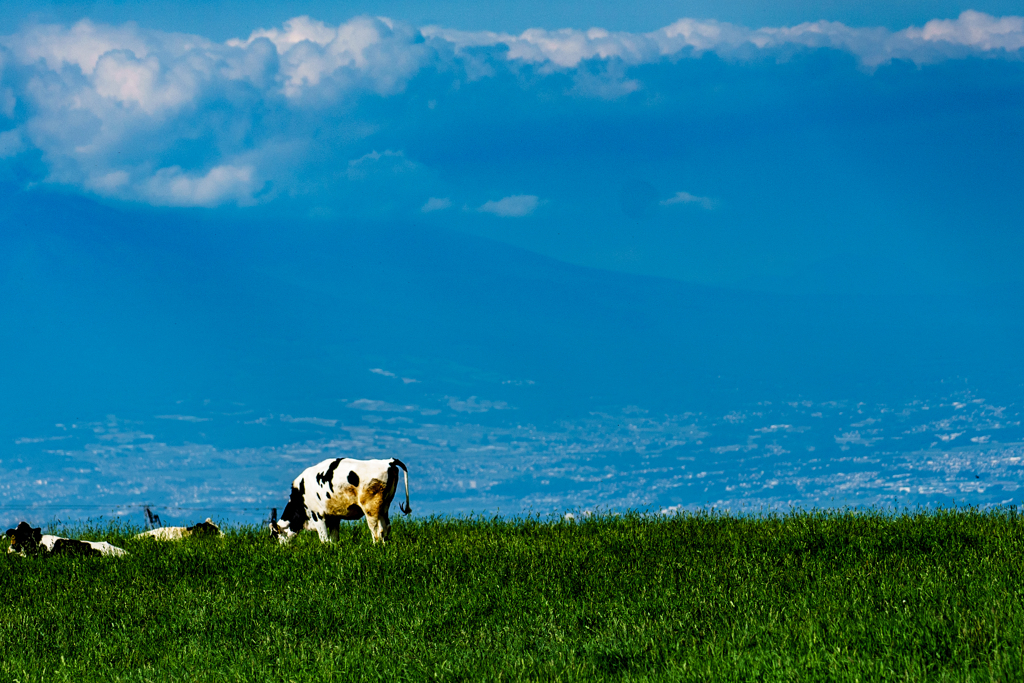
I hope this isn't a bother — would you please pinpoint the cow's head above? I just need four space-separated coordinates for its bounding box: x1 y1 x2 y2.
187 518 222 537
5 522 43 555
270 485 307 544
269 519 296 544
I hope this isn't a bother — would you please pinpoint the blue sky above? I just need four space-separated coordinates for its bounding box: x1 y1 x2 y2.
1 3 1023 523
5 0 1024 36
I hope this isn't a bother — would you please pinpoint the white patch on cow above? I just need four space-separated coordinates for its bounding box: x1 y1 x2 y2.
137 527 188 540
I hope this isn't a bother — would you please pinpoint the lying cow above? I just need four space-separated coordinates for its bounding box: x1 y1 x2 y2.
271 457 411 544
5 521 127 557
136 518 223 541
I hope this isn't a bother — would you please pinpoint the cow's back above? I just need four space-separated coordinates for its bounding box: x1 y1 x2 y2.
137 527 188 540
298 457 395 517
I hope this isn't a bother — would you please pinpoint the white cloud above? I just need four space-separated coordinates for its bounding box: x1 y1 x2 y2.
422 25 663 69
369 368 419 384
229 15 338 52
910 11 1024 50
0 12 1021 207
138 164 259 207
346 149 416 180
347 398 418 412
92 49 197 114
279 415 338 427
4 19 156 76
227 15 430 97
478 194 539 217
421 196 452 212
447 396 509 413
570 61 640 98
85 170 130 193
661 191 716 210
14 435 70 444
425 11 1024 69
0 16 428 205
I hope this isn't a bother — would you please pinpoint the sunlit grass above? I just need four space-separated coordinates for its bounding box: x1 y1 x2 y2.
2 509 1023 681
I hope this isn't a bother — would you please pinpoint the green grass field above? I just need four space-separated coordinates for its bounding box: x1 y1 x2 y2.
2 510 1023 682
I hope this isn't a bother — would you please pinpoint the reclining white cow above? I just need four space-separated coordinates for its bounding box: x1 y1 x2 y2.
136 518 223 540
271 457 411 544
5 521 127 557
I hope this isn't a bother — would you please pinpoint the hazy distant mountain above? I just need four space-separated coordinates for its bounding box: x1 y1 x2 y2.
3 188 1021 442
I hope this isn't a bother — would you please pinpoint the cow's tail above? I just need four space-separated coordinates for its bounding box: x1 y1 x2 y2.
393 458 412 515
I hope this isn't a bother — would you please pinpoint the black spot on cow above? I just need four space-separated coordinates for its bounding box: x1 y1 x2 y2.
5 522 43 555
310 510 319 522
279 481 309 534
185 520 221 537
50 538 101 557
316 459 342 487
347 471 359 487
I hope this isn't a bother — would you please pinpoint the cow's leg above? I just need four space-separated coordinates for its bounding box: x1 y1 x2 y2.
363 514 387 544
311 517 331 542
325 515 341 543
363 514 379 543
358 475 394 544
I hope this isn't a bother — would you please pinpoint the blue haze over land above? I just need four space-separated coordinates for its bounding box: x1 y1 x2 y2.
1 4 1023 526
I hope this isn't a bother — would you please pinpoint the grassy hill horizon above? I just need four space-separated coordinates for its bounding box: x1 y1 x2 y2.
3 509 1022 681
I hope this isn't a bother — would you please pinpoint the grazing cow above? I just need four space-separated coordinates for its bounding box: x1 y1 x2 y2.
271 457 411 544
5 522 127 557
136 518 223 541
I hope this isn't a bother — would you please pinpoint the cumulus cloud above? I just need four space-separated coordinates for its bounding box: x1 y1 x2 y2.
227 15 429 97
421 196 451 212
661 191 716 210
478 195 540 217
427 11 1024 69
346 149 416 180
909 11 1024 50
0 11 1021 207
138 165 259 207
4 19 157 76
0 15 430 206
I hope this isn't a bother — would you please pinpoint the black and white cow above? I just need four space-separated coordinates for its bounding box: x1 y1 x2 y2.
271 457 411 544
136 518 224 541
5 522 127 557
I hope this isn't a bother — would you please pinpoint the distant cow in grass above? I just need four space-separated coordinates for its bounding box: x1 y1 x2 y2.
271 458 411 544
5 522 127 557
136 518 224 541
